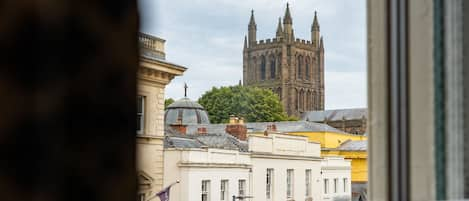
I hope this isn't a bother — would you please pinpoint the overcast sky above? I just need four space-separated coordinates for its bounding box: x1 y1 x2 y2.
138 0 367 110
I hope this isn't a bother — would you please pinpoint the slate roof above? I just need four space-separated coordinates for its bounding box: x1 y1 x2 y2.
164 127 248 152
166 97 205 109
337 140 367 151
184 121 348 135
301 108 368 122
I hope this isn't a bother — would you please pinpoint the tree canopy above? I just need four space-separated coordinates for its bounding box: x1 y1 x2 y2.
164 98 175 109
198 85 295 123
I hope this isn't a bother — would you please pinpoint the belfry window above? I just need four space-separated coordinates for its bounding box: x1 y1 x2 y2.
297 56 302 79
261 57 266 80
270 59 276 79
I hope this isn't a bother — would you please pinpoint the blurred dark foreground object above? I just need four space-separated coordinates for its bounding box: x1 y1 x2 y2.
0 1 138 201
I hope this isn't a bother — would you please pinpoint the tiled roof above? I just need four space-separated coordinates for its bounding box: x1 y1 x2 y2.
164 127 248 152
184 121 347 134
301 108 368 122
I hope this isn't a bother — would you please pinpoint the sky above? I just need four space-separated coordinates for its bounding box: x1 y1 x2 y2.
138 0 367 110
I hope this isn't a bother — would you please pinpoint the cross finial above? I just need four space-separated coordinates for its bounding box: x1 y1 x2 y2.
184 83 188 97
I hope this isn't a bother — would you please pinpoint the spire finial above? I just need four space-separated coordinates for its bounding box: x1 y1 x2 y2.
184 83 188 97
283 2 292 24
249 9 256 26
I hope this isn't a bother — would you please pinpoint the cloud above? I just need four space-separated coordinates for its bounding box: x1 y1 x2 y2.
139 0 367 109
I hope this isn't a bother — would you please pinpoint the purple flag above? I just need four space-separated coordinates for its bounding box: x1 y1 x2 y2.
156 186 171 201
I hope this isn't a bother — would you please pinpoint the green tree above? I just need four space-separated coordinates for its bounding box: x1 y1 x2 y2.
198 85 294 123
164 98 175 109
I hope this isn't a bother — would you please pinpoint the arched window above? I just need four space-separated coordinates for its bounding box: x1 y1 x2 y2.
312 91 317 109
305 57 310 80
260 56 266 80
277 56 282 78
297 56 302 79
295 89 299 110
270 57 276 79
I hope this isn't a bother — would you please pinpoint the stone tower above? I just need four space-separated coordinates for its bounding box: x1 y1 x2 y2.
243 3 325 117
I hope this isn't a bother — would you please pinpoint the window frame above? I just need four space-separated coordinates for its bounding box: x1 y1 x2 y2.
136 95 145 134
266 168 274 200
238 179 246 197
202 180 210 201
324 178 329 194
305 169 312 197
220 179 229 201
286 169 294 199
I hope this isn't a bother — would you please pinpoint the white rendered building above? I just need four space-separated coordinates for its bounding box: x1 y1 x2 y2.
163 113 352 201
249 133 323 201
321 157 352 201
163 132 251 201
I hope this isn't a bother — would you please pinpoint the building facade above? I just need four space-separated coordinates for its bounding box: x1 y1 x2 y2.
321 157 352 201
249 133 323 201
136 33 186 200
243 3 325 117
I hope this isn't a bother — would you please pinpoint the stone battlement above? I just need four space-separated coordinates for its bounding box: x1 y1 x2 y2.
249 37 314 49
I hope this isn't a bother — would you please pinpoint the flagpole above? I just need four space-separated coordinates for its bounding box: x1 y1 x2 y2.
147 180 180 201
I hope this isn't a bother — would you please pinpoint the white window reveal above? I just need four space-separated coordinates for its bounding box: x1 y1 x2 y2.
220 180 229 201
343 178 348 192
334 178 338 193
305 169 312 197
238 179 246 197
287 169 294 199
202 180 210 201
324 179 329 194
137 95 145 134
266 168 274 199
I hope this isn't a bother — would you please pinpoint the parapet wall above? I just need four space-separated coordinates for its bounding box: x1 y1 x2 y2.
249 37 316 51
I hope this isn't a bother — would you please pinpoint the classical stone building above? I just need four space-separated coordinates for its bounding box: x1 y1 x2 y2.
243 3 325 117
136 33 186 201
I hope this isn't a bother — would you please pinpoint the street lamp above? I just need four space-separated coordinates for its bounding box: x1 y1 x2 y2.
232 195 254 201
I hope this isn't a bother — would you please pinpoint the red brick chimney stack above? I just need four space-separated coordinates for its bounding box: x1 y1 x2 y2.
197 127 207 135
225 115 247 140
170 119 187 134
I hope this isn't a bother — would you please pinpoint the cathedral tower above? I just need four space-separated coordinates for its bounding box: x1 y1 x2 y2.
243 4 325 117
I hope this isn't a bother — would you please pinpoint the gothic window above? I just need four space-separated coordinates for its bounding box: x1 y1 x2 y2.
312 91 317 109
277 56 282 79
297 55 302 79
260 56 266 80
252 57 257 82
300 90 305 111
270 57 276 79
305 57 310 80
295 89 299 111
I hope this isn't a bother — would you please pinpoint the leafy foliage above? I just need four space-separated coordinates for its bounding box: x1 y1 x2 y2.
198 85 293 123
164 98 175 109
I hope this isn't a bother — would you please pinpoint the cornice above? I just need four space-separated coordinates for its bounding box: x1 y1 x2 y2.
177 162 252 169
250 152 322 161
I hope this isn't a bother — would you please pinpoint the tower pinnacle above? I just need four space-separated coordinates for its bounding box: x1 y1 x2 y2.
248 9 257 46
249 9 256 26
276 17 283 38
283 3 292 24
